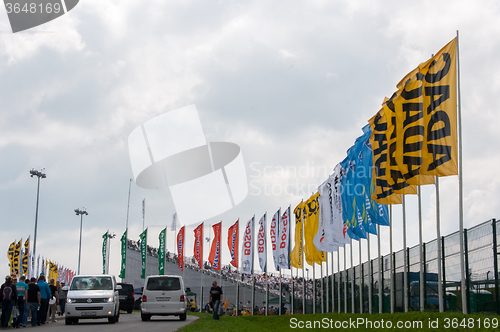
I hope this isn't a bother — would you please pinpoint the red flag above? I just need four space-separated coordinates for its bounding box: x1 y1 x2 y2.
177 226 185 271
208 222 222 270
228 220 239 268
193 222 203 269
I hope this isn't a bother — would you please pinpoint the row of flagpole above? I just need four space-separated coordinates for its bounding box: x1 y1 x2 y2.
120 32 465 314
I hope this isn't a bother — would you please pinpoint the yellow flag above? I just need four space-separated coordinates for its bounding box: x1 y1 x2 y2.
419 38 458 177
7 241 15 275
385 38 458 184
303 193 326 265
22 237 30 276
386 69 436 187
290 201 304 269
368 109 402 204
12 240 22 276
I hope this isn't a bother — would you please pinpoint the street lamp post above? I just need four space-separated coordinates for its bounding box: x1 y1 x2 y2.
75 208 88 275
106 232 116 274
30 168 46 277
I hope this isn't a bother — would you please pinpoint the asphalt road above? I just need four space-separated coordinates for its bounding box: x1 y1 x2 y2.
22 312 198 332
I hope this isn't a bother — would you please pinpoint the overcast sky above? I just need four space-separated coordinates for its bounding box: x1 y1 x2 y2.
1 0 499 279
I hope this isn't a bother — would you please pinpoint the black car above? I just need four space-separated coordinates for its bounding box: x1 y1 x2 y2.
118 283 135 313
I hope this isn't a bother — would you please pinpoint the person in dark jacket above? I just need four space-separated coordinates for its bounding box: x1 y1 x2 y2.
1 275 18 329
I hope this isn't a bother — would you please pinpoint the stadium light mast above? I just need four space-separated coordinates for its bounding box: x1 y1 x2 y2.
30 168 46 276
75 208 88 275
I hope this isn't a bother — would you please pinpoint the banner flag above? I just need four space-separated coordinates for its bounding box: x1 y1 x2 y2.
388 38 458 183
22 237 29 276
228 220 239 268
208 222 222 270
193 223 203 269
159 228 166 275
357 125 390 226
304 193 327 264
241 216 254 274
102 231 108 274
368 109 402 205
351 129 377 236
291 202 304 269
119 229 127 279
270 209 280 271
177 226 185 271
140 228 147 279
340 155 367 240
47 261 52 280
278 207 291 269
7 241 15 275
257 214 267 272
12 239 21 276
36 255 40 277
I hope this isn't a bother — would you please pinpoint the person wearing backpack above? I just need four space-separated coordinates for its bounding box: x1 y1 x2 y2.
1 275 18 329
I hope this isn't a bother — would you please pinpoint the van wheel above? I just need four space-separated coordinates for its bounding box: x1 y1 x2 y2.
127 309 133 314
141 313 151 321
180 313 186 321
65 318 72 325
108 316 116 324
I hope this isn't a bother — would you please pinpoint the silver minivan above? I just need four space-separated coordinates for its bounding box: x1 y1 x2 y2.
141 275 187 321
64 275 121 325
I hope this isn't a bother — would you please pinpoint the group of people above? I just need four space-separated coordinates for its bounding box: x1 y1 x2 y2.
0 273 67 329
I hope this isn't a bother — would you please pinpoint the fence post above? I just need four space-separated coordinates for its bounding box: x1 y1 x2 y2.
464 228 470 313
392 252 396 313
492 219 499 315
441 236 446 311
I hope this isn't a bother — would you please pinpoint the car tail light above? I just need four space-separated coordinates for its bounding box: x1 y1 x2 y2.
180 295 185 302
142 295 147 302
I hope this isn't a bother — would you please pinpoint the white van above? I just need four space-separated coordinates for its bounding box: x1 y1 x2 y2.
141 275 187 321
64 275 121 325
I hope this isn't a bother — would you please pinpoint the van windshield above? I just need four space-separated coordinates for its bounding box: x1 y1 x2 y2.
146 277 181 291
70 277 113 290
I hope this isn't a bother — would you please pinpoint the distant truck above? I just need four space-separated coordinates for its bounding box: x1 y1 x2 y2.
409 280 448 310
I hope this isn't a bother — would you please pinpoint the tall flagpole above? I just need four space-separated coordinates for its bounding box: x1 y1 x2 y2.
344 244 347 313
301 203 306 314
456 30 467 315
350 240 354 313
278 208 282 315
402 195 408 312
313 262 316 314
367 234 372 314
418 187 424 312
338 249 341 313
359 239 363 313
390 205 394 313
252 215 255 316
264 212 269 316
378 224 382 313
436 177 444 312
326 253 329 313
332 251 335 313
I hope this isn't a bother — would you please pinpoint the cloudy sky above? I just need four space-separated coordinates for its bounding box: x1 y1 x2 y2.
1 0 499 279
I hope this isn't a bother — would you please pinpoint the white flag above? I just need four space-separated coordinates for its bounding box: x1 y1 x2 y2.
257 213 267 272
241 216 254 274
332 164 350 244
316 174 340 252
270 209 280 271
278 206 291 269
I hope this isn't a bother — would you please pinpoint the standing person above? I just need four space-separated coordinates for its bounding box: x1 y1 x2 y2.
47 278 59 323
37 274 51 325
208 280 223 320
1 275 18 329
27 278 41 327
57 282 67 316
15 276 28 328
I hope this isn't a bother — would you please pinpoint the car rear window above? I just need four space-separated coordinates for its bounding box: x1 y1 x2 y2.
146 277 181 291
118 284 134 296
